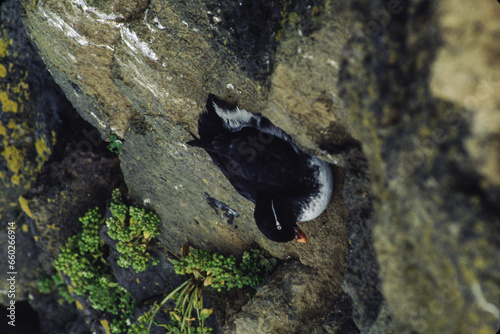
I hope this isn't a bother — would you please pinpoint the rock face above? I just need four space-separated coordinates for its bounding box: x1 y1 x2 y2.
338 1 500 333
3 0 498 333
0 0 66 308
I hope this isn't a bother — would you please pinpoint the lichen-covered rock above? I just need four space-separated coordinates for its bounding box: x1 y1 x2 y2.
0 0 62 213
0 0 65 307
430 0 500 206
339 0 500 333
20 0 352 332
16 0 500 333
23 136 122 256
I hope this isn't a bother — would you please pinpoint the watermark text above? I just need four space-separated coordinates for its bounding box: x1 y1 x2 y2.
6 221 16 327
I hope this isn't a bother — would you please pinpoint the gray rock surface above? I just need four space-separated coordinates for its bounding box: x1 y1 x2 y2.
338 0 500 333
3 0 498 333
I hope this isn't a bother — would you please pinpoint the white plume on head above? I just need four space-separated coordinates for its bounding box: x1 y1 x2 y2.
211 100 299 153
213 102 254 131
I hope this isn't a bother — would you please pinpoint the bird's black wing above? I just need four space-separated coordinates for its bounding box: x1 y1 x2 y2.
208 127 308 193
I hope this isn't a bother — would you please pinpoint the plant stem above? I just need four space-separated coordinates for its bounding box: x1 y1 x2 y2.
147 279 191 330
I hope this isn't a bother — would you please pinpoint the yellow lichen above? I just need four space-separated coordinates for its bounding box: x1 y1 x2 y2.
51 130 57 145
12 81 29 96
2 144 22 174
47 223 59 230
0 122 6 136
477 325 496 334
0 29 52 191
11 174 20 185
18 195 33 218
0 36 9 57
7 118 17 129
75 300 84 310
0 91 18 112
35 136 52 169
100 319 111 334
22 224 28 233
0 64 6 78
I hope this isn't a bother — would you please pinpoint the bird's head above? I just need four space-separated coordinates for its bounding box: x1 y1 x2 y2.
254 195 307 243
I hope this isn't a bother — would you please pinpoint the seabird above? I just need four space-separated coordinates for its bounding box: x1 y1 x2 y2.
187 94 333 242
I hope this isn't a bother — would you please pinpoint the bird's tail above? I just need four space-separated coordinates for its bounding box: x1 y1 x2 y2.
196 93 235 139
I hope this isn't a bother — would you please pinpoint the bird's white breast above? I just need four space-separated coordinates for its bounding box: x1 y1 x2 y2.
298 157 333 221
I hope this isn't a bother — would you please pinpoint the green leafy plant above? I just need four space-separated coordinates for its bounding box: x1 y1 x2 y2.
53 189 162 333
107 134 123 155
105 189 160 272
38 273 55 294
130 247 276 334
52 189 275 334
38 272 75 303
54 207 135 329
171 248 277 292
129 279 211 334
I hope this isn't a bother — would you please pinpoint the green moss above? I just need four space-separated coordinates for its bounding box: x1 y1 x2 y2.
51 189 163 333
275 2 295 43
287 12 300 29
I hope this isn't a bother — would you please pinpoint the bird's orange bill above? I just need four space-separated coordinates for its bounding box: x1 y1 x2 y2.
294 227 307 243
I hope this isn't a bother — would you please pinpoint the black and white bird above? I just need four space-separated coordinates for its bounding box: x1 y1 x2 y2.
187 94 333 243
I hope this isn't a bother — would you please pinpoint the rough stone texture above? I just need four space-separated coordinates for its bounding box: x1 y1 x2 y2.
7 0 500 333
0 0 62 208
340 147 389 333
430 0 500 206
339 0 500 333
18 0 352 332
21 114 123 334
23 129 122 256
0 0 65 307
233 261 337 334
